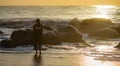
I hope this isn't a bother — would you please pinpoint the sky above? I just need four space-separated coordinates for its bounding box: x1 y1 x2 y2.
0 0 120 6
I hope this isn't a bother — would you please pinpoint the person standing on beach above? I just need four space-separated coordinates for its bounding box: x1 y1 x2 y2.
33 19 43 55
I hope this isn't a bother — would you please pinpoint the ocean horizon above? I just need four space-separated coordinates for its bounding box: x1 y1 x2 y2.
0 6 120 23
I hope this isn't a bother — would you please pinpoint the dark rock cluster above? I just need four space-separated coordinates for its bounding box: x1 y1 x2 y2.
0 25 84 48
69 18 120 39
1 18 120 48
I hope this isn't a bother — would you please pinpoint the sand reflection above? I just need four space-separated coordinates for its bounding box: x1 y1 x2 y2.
33 54 42 66
77 55 115 66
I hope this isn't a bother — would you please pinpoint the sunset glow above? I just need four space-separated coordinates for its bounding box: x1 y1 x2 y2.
0 0 119 6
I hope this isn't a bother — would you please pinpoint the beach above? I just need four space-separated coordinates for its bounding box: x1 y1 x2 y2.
0 40 120 66
0 50 120 66
0 6 120 66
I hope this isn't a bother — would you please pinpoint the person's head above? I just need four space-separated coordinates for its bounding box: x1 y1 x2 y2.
36 19 40 24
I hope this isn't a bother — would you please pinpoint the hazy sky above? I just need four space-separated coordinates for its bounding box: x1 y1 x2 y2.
0 0 120 6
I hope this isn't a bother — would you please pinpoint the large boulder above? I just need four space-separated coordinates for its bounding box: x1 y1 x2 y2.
79 18 114 33
0 31 3 34
10 26 61 45
10 29 34 46
1 26 61 48
42 26 61 45
0 40 16 48
89 27 120 39
56 25 85 42
69 18 80 29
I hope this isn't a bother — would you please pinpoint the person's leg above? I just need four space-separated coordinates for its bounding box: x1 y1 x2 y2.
34 43 37 55
36 50 37 55
34 36 37 55
38 44 41 55
35 45 37 55
36 37 39 55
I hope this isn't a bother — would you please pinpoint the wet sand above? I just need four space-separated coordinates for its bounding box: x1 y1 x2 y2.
0 52 120 66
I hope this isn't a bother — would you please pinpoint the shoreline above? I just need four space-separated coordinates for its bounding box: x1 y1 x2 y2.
0 52 120 66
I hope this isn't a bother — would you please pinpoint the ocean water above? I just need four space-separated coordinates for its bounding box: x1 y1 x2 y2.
0 6 120 22
0 6 120 63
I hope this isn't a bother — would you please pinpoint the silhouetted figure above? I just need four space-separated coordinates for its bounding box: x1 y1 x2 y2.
33 19 43 55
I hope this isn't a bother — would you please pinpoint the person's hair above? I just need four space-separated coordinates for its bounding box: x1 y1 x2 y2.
36 19 40 22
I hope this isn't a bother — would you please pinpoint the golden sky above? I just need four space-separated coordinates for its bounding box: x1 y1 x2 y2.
0 0 120 6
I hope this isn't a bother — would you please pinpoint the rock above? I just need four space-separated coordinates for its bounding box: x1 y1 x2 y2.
115 42 120 48
9 26 61 47
69 18 80 29
0 31 3 34
42 26 61 45
57 25 84 42
89 27 120 39
10 29 34 45
79 18 114 33
0 40 16 48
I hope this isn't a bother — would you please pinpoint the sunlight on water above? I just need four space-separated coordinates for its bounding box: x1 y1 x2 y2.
94 5 116 8
95 45 113 52
93 15 110 19
82 45 120 66
95 45 112 50
84 57 114 66
93 5 116 19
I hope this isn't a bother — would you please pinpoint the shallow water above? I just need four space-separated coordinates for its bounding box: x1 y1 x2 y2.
0 40 120 61
0 27 120 62
0 51 120 66
0 40 120 66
